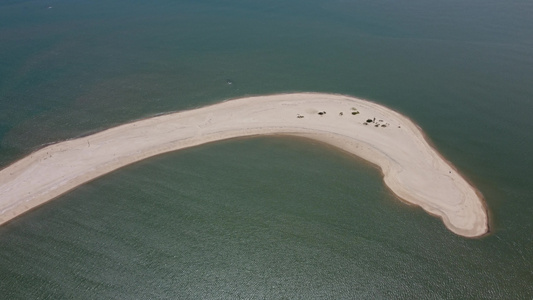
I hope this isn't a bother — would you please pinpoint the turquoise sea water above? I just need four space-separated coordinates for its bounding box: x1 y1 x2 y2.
1 0 532 298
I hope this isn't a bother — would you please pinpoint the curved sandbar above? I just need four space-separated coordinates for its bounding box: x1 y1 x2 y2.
0 93 488 237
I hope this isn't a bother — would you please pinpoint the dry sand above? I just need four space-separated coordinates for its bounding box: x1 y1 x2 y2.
0 93 488 237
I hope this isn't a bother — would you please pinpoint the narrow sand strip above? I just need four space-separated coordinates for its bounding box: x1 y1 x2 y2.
0 93 488 237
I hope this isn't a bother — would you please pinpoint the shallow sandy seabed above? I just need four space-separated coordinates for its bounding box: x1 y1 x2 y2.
0 93 488 237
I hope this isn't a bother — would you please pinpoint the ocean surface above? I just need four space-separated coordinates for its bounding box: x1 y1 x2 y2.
1 0 532 298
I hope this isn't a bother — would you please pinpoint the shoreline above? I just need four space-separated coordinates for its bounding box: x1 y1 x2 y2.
0 93 489 237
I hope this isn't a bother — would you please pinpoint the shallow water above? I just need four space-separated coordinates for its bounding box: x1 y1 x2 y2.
1 0 532 298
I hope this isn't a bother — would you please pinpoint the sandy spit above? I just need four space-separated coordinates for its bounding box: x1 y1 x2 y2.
0 93 488 237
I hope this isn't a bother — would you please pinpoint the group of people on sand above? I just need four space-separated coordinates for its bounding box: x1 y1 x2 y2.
295 110 390 129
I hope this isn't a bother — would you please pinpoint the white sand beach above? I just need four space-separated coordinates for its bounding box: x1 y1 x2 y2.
0 93 488 237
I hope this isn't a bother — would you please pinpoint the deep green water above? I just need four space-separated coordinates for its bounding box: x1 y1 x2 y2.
1 0 532 298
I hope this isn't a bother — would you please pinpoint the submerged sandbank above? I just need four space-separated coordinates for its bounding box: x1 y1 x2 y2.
0 93 488 237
